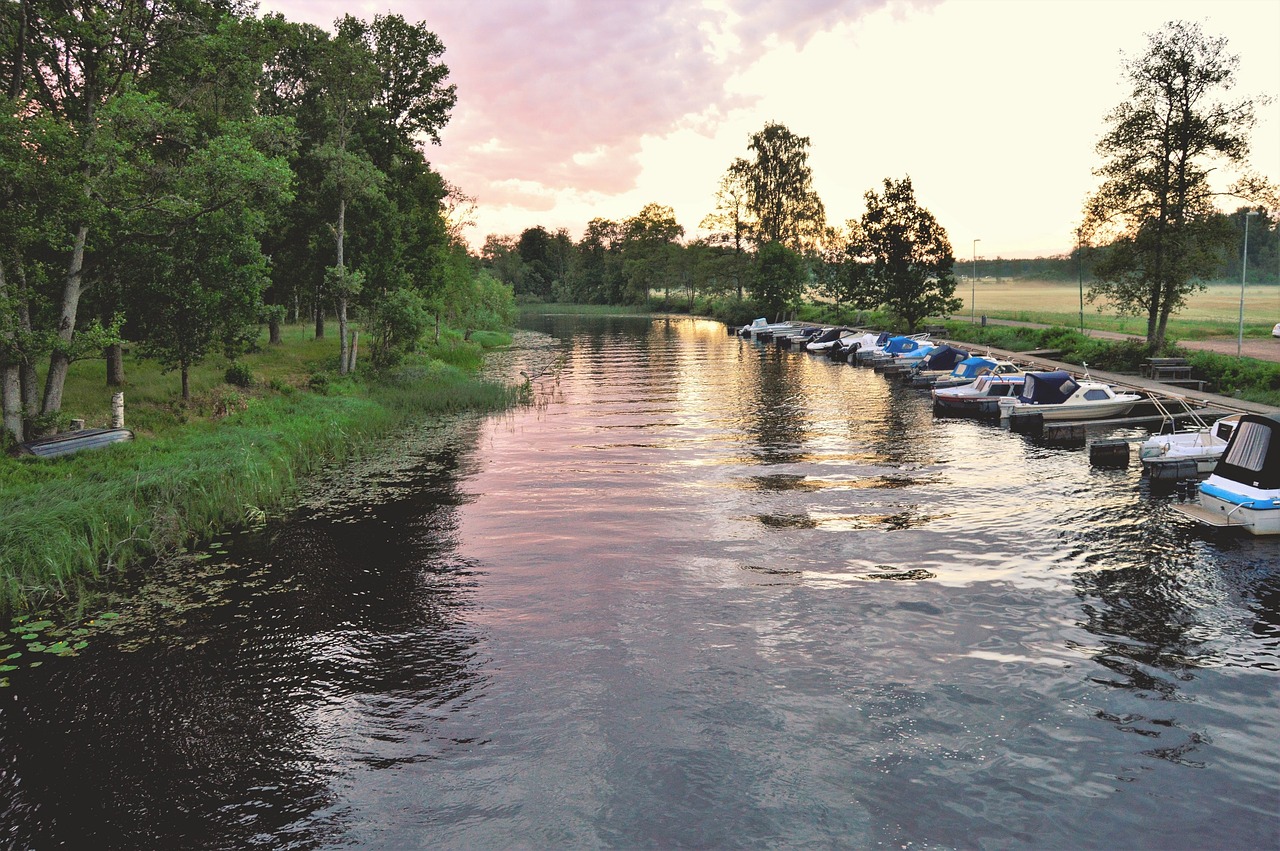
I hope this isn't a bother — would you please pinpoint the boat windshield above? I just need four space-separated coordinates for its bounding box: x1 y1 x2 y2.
1216 415 1280 489
1223 421 1270 472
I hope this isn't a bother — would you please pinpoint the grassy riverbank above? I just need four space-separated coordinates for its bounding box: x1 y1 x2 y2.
0 324 519 612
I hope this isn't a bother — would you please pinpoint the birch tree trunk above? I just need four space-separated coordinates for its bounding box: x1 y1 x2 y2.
337 197 349 375
40 223 89 423
18 297 37 436
106 342 125 386
1 261 22 443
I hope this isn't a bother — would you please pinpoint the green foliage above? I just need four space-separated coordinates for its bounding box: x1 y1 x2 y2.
851 176 960 332
367 288 431 369
738 122 826 250
1184 351 1280 405
750 242 804 320
224 362 254 388
1083 20 1266 351
0 327 520 611
308 372 332 394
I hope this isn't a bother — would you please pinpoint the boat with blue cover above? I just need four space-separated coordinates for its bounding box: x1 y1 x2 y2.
1171 413 1280 535
860 334 934 366
906 344 969 385
921 354 1021 389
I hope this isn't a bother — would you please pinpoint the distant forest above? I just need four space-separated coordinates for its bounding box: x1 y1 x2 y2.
482 204 1280 311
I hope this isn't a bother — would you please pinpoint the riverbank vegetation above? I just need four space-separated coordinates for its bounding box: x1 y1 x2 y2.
0 322 518 612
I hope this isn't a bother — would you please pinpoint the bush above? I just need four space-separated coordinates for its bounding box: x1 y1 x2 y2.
224 362 254 388
308 372 331 394
367 289 431 369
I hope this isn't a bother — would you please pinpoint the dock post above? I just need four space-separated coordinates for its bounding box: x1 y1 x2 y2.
111 392 125 428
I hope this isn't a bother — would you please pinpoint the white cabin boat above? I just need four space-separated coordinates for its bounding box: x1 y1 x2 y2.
1139 397 1241 481
1171 413 1280 535
932 373 1026 416
997 370 1141 421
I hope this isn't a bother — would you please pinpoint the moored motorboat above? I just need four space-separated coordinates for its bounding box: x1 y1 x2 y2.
997 370 1141 421
774 326 824 348
854 332 927 364
906 345 969 386
923 355 1021 389
860 334 933 367
931 373 1026 416
1170 413 1280 535
1139 398 1241 481
739 318 801 339
831 331 889 362
805 327 858 353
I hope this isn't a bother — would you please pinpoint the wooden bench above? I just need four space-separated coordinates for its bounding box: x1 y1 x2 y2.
923 325 948 336
1141 357 1191 381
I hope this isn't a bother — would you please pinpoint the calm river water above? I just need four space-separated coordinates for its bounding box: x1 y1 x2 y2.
1 314 1277 850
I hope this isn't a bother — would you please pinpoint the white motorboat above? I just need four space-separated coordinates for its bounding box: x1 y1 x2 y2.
805 327 858 353
1171 413 1280 535
739 318 801 339
861 334 935 367
1139 397 1241 481
830 331 889 361
997 369 1141 421
931 373 1026 416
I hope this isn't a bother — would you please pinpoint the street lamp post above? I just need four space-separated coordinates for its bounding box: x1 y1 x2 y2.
971 238 980 324
1238 210 1258 357
1077 227 1084 333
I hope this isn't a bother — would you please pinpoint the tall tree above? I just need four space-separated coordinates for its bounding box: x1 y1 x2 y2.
738 122 826 251
10 0 164 421
620 203 683 304
700 161 752 298
1082 20 1272 352
851 176 959 332
573 218 623 304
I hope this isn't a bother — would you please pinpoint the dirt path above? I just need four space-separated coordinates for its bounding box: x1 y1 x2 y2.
973 318 1280 363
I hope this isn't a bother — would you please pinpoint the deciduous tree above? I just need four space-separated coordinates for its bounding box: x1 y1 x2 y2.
1082 20 1273 352
739 122 826 252
851 176 959 332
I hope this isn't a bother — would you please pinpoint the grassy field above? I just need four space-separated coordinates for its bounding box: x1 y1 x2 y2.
961 279 1279 340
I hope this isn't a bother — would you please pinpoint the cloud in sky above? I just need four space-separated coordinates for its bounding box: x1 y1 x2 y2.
258 0 1279 258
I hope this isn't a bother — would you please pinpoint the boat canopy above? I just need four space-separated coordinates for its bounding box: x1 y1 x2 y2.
919 345 969 372
1016 370 1079 404
952 356 995 378
811 327 853 344
1212 413 1280 490
884 336 929 355
875 331 892 347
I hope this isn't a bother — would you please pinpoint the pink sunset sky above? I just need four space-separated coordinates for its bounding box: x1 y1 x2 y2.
255 0 1280 260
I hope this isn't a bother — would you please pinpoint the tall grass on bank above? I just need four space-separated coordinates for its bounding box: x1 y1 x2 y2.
0 341 519 611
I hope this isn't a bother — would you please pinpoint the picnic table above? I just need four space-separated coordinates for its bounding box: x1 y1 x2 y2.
1141 357 1192 381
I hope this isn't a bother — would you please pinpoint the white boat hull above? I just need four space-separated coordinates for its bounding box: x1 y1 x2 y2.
999 398 1139 420
1172 494 1280 535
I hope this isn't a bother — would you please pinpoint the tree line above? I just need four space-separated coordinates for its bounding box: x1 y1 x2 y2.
3 13 1273 447
481 20 1276 354
1 0 513 446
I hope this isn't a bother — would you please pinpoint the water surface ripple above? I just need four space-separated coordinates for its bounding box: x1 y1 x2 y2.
0 314 1276 849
